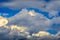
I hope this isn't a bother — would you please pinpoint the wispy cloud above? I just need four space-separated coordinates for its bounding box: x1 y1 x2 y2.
0 0 60 18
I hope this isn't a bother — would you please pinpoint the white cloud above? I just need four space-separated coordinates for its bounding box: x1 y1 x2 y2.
29 10 36 16
27 31 60 40
0 16 8 26
32 31 50 37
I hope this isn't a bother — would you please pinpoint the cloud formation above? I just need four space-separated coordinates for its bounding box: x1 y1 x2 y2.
32 31 50 37
0 23 60 40
0 24 30 40
7 9 60 40
0 11 60 40
0 0 60 17
8 9 51 33
0 0 60 39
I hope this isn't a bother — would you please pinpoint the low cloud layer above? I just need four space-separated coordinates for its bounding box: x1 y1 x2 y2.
0 25 60 40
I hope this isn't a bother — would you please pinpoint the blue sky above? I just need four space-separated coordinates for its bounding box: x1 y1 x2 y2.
0 7 55 19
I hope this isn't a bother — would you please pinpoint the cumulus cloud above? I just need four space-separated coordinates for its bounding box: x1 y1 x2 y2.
27 31 60 40
0 16 60 40
0 0 60 39
6 9 60 40
0 16 30 40
8 9 51 33
0 25 30 40
0 24 60 40
32 31 50 37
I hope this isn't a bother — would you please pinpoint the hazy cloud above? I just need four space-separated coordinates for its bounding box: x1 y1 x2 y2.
0 0 60 18
50 17 60 31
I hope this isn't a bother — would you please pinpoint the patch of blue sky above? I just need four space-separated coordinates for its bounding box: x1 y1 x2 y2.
46 30 57 34
0 0 13 3
52 23 60 29
44 0 51 2
0 7 19 17
57 12 60 17
0 7 55 19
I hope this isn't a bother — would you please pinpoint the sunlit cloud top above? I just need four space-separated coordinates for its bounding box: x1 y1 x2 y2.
0 16 8 26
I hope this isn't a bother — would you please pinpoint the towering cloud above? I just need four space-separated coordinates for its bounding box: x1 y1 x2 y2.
8 9 51 33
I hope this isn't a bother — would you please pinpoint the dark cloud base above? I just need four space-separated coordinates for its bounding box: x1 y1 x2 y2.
0 36 60 40
0 27 60 40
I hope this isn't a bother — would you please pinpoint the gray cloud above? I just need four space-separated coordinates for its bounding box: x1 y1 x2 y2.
0 0 60 17
0 0 60 40
1 1 46 10
0 25 60 40
50 17 60 31
8 9 51 33
51 17 60 24
0 26 29 40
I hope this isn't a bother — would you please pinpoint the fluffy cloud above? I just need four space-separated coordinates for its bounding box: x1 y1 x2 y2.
0 0 60 39
32 31 50 37
7 9 60 40
8 9 51 33
0 25 30 40
0 16 8 26
0 24 60 40
27 31 60 40
0 8 60 40
0 16 30 40
0 16 60 40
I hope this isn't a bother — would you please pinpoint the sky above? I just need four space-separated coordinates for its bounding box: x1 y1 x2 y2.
0 0 60 40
